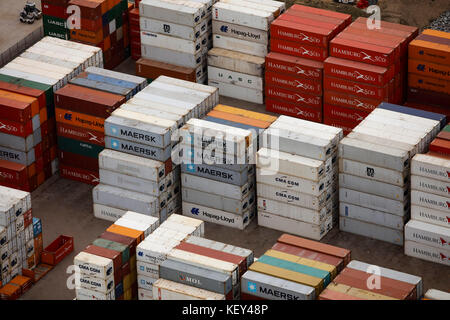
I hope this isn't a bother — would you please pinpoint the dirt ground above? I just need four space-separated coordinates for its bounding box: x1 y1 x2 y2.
289 0 450 30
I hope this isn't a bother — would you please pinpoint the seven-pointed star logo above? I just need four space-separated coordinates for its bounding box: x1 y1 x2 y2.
247 281 257 293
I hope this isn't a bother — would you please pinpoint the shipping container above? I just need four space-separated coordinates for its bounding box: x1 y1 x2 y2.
141 44 204 69
404 241 450 266
340 217 403 246
213 34 267 57
153 279 225 300
411 205 449 228
212 2 273 31
208 80 263 104
207 48 265 77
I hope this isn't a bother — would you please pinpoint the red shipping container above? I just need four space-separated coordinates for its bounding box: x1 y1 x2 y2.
0 81 46 111
42 0 69 19
56 122 105 146
0 118 33 137
407 87 450 108
266 52 323 82
289 4 352 27
353 17 418 43
41 235 74 266
266 85 322 109
58 149 99 171
271 38 328 62
284 8 346 32
0 97 32 123
323 116 354 136
266 98 322 123
270 19 334 49
68 0 102 20
0 160 28 186
130 29 141 42
324 76 389 100
129 8 140 26
429 138 450 156
59 163 99 185
265 71 322 95
324 57 392 87
23 209 33 228
0 175 38 193
330 37 395 67
323 104 369 126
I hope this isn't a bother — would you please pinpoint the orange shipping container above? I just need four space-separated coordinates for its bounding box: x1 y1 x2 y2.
408 73 450 95
409 34 450 65
106 224 145 244
409 59 450 82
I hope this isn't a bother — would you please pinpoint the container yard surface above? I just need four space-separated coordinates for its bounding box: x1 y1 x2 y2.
14 56 449 300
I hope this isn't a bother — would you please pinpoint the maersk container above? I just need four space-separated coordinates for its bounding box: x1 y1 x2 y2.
74 251 114 279
0 145 35 166
153 279 225 300
139 0 204 27
404 220 450 250
181 173 248 200
339 138 410 173
212 2 274 31
241 270 314 300
181 163 249 186
99 149 167 182
180 144 252 166
208 80 263 104
141 44 205 69
160 259 232 296
213 34 268 57
105 136 172 162
207 47 265 77
182 200 253 230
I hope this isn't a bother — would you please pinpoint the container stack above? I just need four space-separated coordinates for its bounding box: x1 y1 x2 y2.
339 103 446 245
256 115 342 240
324 17 418 134
406 29 450 121
92 76 218 222
74 210 159 300
0 37 102 192
136 214 205 300
139 0 212 84
404 132 450 266
42 0 70 40
179 117 256 230
129 7 142 60
241 234 350 300
0 187 36 292
265 4 350 121
208 0 284 103
319 260 423 300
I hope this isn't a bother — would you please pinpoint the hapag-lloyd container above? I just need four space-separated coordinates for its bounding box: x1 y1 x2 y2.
207 48 265 77
212 20 268 44
213 34 268 57
265 72 322 95
153 279 225 300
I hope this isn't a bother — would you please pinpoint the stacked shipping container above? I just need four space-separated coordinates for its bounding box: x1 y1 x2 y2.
0 187 37 292
339 103 445 245
129 7 142 60
407 29 450 120
405 130 450 266
208 0 284 103
424 289 450 300
0 37 102 191
265 5 350 121
324 17 418 133
241 234 350 300
92 76 218 222
139 0 213 83
319 260 423 300
136 214 205 300
74 210 159 300
256 115 342 239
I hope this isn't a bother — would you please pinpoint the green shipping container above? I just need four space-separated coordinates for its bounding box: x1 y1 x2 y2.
43 14 67 29
92 238 130 265
44 22 70 40
57 136 104 158
444 125 450 132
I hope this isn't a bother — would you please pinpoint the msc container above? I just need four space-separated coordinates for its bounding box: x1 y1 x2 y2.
404 220 450 250
153 279 225 300
340 216 403 246
258 211 331 241
141 44 204 69
411 205 449 228
140 17 206 41
92 184 164 216
139 0 203 27
207 48 265 77
256 148 325 182
212 2 273 31
208 80 263 104
182 201 252 230
207 66 263 91
181 173 248 200
347 260 423 299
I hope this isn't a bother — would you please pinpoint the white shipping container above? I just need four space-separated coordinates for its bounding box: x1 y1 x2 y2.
411 190 450 213
346 260 423 299
212 20 269 44
207 47 265 77
207 66 263 91
209 79 263 104
138 274 157 292
424 289 450 300
84 67 146 89
153 279 225 300
404 220 450 250
0 67 59 91
346 131 414 153
126 98 193 122
137 239 178 265
140 17 206 40
256 148 325 182
257 183 328 211
138 288 154 300
74 252 114 279
141 31 203 54
411 205 449 228
213 34 268 57
411 153 450 183
43 37 102 65
181 173 248 200
147 82 210 110
257 211 332 241
114 217 153 237
141 44 204 68
404 241 450 267
274 115 343 141
257 196 330 225
339 138 410 173
220 0 280 16
122 211 159 231
166 214 205 236
77 273 115 294
26 46 87 70
241 0 286 12
339 217 403 246
99 169 166 196
119 103 185 129
182 201 252 230
339 158 408 187
76 288 115 300
139 0 203 27
340 202 407 230
411 175 449 198
339 188 408 217
212 2 274 31
93 203 127 222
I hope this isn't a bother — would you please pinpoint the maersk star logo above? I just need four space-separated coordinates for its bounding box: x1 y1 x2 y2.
110 126 118 134
247 281 257 293
187 164 196 172
111 139 120 149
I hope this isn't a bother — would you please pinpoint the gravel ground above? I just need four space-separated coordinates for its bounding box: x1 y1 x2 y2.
426 10 450 32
